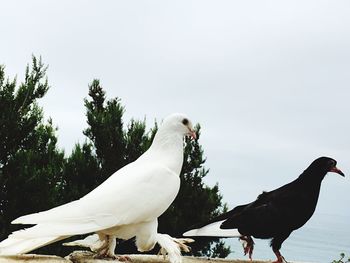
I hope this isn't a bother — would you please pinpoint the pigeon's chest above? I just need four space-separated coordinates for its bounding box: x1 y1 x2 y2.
143 172 181 220
286 191 320 230
161 154 184 176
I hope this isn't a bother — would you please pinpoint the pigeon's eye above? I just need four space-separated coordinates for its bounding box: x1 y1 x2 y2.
328 160 336 167
182 118 189 126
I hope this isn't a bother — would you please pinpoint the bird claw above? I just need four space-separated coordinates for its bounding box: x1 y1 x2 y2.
272 250 288 263
157 237 194 256
158 247 168 259
272 258 288 263
156 234 194 263
239 236 255 260
172 238 195 253
94 253 131 261
116 255 132 262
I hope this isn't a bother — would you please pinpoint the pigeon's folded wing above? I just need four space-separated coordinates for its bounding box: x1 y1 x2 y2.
220 190 301 231
12 161 180 238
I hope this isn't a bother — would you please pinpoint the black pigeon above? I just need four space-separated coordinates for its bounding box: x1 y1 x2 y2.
183 157 344 263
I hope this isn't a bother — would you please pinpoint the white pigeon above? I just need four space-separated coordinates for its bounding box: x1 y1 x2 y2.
0 113 196 263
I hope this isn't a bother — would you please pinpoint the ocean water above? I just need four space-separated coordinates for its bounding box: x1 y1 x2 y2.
226 213 350 263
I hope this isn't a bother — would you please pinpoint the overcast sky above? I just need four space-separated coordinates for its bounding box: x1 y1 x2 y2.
1 1 350 219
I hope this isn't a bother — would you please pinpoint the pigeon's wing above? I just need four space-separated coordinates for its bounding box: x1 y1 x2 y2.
220 188 303 236
12 160 180 238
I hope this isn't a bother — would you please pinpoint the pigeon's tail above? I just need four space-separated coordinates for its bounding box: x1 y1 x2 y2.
0 230 68 255
183 220 242 238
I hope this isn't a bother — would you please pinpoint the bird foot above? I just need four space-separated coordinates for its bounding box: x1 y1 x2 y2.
156 234 194 263
172 238 195 253
239 236 255 260
94 253 131 261
116 255 132 262
272 258 287 263
157 237 194 259
272 250 288 263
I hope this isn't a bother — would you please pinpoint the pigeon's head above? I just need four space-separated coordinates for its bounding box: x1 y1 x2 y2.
308 157 345 177
161 113 196 139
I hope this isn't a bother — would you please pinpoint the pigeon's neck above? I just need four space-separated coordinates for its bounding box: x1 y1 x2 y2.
299 169 327 183
296 170 325 216
147 130 184 175
297 169 326 192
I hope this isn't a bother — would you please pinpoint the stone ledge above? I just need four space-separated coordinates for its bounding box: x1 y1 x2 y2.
66 252 267 263
0 252 295 263
0 254 69 262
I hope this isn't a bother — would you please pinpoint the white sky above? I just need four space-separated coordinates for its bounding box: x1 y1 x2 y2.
1 1 350 218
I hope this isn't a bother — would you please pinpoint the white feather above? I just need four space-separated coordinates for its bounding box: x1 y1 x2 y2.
63 234 104 251
0 236 66 255
183 220 242 237
156 234 182 263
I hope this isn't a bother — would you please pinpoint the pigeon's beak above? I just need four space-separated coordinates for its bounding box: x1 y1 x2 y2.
188 128 197 140
330 166 345 177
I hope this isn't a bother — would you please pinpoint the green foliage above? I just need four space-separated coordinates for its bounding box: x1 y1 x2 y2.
0 56 49 167
61 142 100 202
332 253 350 263
0 57 64 239
83 80 128 180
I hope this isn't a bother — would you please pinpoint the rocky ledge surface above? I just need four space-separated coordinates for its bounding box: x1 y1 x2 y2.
0 251 301 263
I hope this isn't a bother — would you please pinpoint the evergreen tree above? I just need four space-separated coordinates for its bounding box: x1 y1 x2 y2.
82 79 155 180
0 57 65 240
61 142 100 202
83 80 127 181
